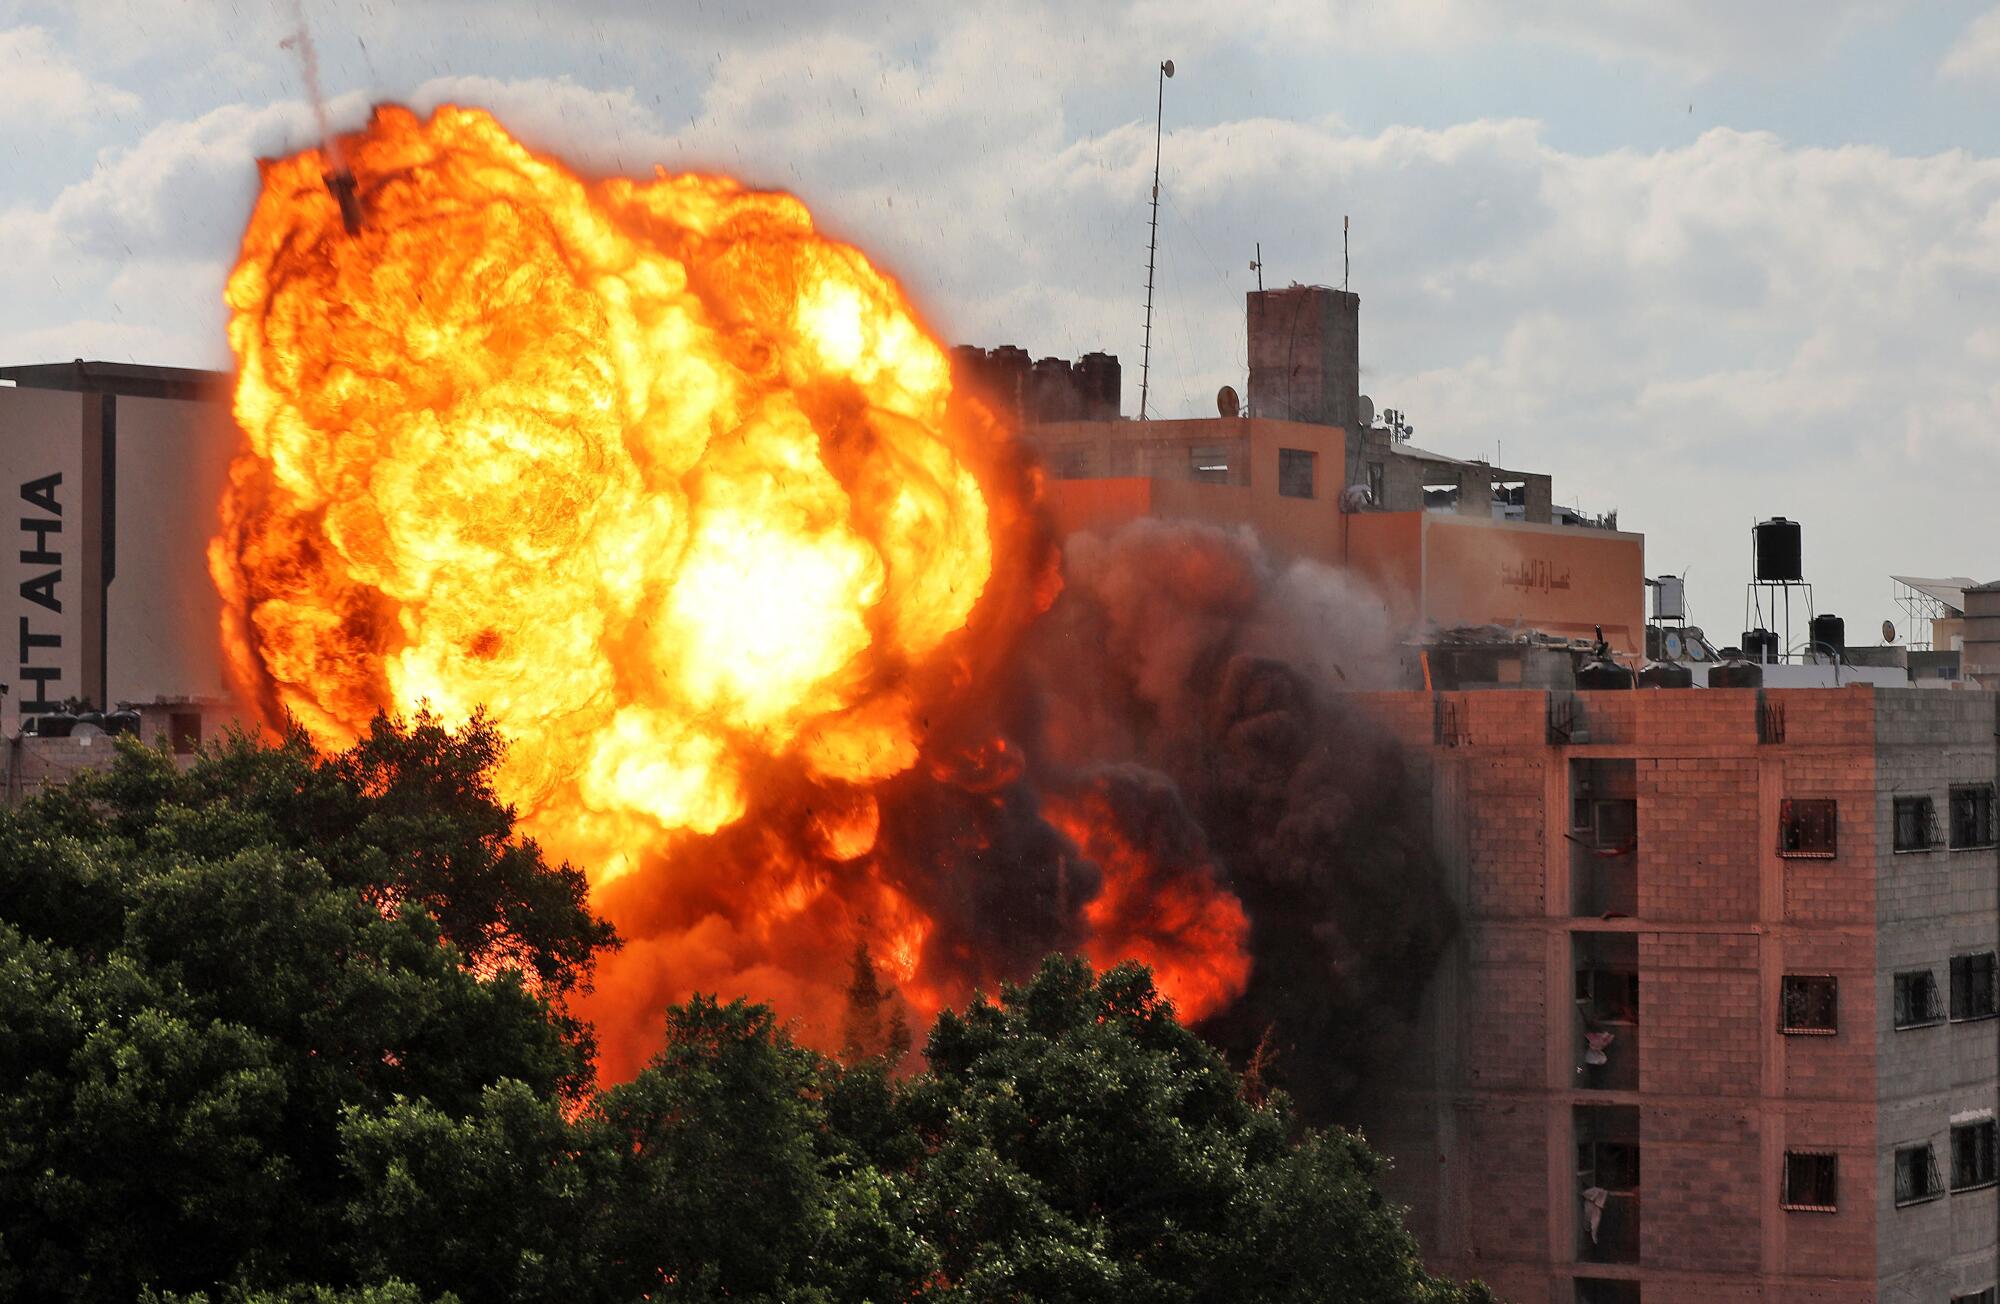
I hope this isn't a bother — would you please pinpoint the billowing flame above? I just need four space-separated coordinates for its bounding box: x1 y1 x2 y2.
212 104 1249 1074
1045 779 1251 1022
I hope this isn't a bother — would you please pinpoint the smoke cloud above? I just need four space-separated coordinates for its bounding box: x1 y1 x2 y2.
1002 520 1456 1117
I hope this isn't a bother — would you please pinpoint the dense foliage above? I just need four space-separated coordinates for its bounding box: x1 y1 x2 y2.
0 719 1490 1303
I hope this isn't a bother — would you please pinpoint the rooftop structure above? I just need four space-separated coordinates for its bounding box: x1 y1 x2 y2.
1000 285 1648 652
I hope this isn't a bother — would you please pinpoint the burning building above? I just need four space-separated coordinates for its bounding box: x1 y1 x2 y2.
980 289 2000 1301
6 100 2000 1304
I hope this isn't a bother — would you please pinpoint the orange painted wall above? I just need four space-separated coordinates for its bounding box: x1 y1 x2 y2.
1420 513 1645 652
1039 418 1347 564
1046 477 1154 537
1040 431 1645 653
1345 511 1424 629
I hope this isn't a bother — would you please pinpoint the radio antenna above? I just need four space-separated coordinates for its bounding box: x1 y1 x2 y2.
1139 58 1174 420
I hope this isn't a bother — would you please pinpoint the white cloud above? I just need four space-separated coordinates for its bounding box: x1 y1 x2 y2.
1208 0 1905 75
1943 6 2000 79
4 2 1999 633
0 25 140 126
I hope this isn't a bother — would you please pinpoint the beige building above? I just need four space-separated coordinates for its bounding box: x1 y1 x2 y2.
0 361 238 728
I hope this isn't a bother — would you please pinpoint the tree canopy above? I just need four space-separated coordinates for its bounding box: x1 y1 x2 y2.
0 717 1490 1303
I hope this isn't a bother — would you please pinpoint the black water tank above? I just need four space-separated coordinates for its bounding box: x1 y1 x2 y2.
1639 662 1695 689
72 711 105 734
1754 517 1803 582
1810 613 1845 658
1742 628 1780 664
107 708 141 737
1709 658 1764 689
1577 658 1635 690
25 712 75 737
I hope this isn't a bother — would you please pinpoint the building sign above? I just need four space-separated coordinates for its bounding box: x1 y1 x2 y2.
0 388 85 720
1421 515 1645 653
1500 559 1574 594
18 471 65 711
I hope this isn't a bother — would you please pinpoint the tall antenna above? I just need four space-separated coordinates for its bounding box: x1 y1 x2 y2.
1342 215 1350 292
1250 241 1263 292
1139 58 1174 421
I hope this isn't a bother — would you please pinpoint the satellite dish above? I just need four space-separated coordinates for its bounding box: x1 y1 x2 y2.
1216 384 1241 418
1161 59 1175 77
1686 640 1708 662
1663 631 1685 661
1882 619 1897 644
1356 394 1375 427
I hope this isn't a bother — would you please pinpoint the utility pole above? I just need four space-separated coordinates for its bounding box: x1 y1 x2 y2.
1139 58 1173 421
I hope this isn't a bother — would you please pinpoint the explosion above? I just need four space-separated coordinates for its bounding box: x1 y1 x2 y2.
212 105 1254 1075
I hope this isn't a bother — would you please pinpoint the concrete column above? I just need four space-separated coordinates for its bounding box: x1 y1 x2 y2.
1458 466 1491 517
1524 475 1554 525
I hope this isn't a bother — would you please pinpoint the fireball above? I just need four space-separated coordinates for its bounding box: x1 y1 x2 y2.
213 105 1247 1074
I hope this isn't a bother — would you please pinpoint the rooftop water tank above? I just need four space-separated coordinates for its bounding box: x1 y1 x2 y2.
1742 628 1780 665
1577 657 1635 690
1652 575 1686 622
1754 517 1803 583
1709 657 1764 689
1639 662 1695 689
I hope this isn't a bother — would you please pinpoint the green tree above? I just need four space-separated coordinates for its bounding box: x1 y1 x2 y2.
0 714 611 1302
900 956 1492 1304
1 721 1487 1304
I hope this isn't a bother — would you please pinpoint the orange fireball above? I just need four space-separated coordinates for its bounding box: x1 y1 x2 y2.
214 104 991 882
212 104 1249 1075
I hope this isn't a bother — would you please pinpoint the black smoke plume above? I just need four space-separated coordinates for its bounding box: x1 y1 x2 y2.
892 518 1457 1120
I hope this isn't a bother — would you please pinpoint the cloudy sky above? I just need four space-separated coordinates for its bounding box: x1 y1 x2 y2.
5 0 1999 640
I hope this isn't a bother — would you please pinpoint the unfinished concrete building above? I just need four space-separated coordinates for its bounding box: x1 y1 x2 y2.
1345 681 2000 1304
996 282 2000 1302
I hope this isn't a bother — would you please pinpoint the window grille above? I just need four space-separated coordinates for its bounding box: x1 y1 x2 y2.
1433 698 1466 748
1895 1143 1943 1206
1778 798 1837 858
1549 694 1580 745
1952 1120 1998 1192
1952 952 1998 1021
1895 970 1943 1028
1779 975 1837 1035
1950 785 1997 849
1893 795 1938 851
1782 1151 1838 1211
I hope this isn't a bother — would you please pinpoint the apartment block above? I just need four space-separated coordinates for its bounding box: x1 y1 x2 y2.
1352 685 2000 1304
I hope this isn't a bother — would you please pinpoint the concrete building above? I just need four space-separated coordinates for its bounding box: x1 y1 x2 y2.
995 286 1649 653
1348 680 2000 1304
984 283 2000 1302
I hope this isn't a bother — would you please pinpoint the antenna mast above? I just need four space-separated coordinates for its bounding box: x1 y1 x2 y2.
1139 58 1174 420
